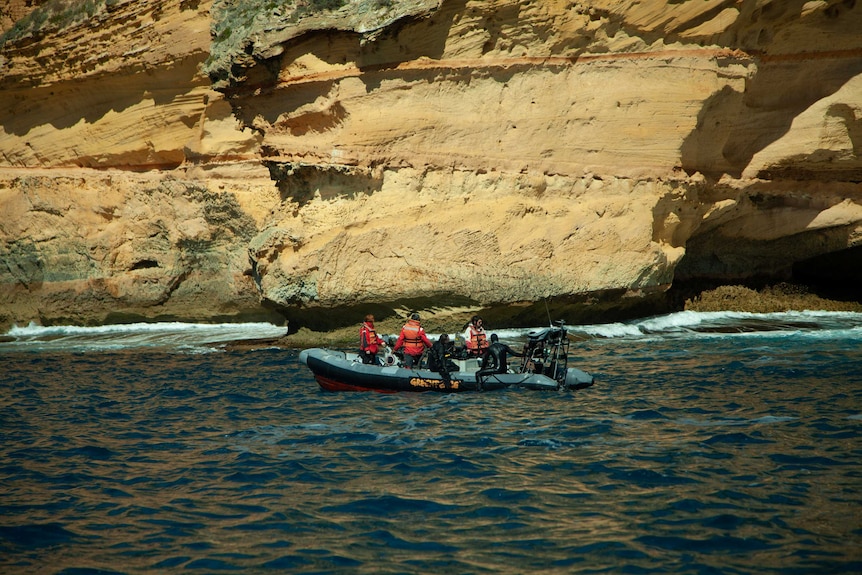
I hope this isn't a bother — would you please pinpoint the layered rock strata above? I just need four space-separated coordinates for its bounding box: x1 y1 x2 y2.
1 0 861 331
0 0 272 327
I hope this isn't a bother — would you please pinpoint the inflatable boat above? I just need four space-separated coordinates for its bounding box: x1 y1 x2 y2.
299 322 594 393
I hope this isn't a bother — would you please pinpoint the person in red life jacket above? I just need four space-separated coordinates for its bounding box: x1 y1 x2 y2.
359 314 384 365
394 313 432 368
463 315 489 357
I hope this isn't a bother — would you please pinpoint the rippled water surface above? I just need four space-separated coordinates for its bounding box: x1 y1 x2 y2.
2 313 861 574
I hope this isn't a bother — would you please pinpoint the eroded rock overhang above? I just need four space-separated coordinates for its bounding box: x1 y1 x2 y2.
208 0 862 321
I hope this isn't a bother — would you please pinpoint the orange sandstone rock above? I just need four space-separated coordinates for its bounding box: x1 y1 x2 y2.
1 0 860 330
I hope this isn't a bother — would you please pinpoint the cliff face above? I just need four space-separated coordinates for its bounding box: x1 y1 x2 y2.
0 0 278 326
1 0 861 330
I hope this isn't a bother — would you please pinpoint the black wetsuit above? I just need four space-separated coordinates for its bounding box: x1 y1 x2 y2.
476 341 523 386
427 340 457 383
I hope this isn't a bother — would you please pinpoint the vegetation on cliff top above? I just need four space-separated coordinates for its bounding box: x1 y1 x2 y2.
0 0 434 85
204 0 437 87
0 0 116 47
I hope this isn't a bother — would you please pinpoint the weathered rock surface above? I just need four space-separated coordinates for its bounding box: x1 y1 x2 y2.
0 167 283 326
1 0 861 331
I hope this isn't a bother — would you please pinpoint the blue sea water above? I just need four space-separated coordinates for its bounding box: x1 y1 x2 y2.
1 312 861 574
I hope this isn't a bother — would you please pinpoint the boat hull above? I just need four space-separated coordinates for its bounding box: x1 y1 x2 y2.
299 348 593 393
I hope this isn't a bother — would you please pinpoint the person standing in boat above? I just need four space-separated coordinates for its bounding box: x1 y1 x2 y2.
359 314 384 365
394 313 432 368
463 315 489 357
476 333 524 388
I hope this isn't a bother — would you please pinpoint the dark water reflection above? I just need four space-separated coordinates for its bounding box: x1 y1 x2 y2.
1 329 861 574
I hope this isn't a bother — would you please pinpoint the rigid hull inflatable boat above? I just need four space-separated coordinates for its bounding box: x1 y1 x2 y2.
300 322 594 393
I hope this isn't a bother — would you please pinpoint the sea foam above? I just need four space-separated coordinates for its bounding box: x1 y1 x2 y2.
2 321 287 352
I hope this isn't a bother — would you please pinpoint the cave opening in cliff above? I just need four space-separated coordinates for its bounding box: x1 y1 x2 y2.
669 242 862 309
792 245 862 302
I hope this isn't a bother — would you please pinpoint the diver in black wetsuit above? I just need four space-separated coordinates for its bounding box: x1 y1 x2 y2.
476 333 524 390
427 333 457 385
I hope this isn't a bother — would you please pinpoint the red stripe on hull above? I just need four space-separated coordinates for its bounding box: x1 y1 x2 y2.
315 375 399 393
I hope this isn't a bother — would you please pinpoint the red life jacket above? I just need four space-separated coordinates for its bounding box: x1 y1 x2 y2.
397 319 429 355
466 325 488 353
359 322 379 354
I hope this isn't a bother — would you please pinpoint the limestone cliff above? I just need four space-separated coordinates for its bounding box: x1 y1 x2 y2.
1 0 861 331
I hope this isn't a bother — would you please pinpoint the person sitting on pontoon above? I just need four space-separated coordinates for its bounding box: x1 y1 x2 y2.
476 333 524 387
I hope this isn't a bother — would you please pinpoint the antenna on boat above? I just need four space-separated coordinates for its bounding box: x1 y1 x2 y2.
544 297 553 327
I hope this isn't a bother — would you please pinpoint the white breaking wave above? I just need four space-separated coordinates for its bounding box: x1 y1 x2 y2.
2 321 287 352
2 310 860 353
572 310 862 340
418 311 862 343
